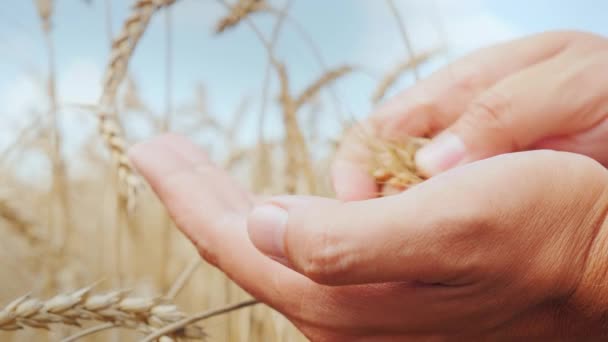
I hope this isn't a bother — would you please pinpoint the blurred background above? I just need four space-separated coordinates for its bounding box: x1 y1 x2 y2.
0 0 607 341
2 0 608 184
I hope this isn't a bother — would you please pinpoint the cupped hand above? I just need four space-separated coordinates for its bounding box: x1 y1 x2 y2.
131 134 608 341
333 31 608 201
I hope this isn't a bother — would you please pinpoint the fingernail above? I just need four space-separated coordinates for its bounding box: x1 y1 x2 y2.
248 204 288 259
416 132 467 176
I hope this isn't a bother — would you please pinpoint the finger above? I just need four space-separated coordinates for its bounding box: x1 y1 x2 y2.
251 150 608 287
534 117 608 167
371 31 585 137
333 31 582 199
249 171 487 286
416 47 608 176
129 134 304 305
331 124 381 201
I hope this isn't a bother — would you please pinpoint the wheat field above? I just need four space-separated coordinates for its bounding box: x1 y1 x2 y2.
0 0 442 340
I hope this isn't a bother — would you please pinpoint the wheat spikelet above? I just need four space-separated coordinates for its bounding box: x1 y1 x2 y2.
294 65 353 109
368 136 429 195
0 285 205 340
372 48 441 103
215 0 268 34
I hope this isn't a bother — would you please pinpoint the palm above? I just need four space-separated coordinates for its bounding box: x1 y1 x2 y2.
131 135 596 341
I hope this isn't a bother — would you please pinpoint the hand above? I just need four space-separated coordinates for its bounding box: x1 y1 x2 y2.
333 31 608 201
131 134 608 341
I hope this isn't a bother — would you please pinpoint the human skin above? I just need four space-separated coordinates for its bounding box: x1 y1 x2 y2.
332 31 608 200
130 31 608 341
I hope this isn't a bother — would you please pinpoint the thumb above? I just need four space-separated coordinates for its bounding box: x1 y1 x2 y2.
246 193 464 286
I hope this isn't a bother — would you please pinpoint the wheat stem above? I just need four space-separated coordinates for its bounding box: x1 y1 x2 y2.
385 0 419 80
61 322 115 342
166 256 200 301
141 299 259 342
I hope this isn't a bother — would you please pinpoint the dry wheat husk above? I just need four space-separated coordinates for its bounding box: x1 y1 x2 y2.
0 286 205 340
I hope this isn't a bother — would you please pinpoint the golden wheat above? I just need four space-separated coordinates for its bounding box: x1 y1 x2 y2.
369 136 429 195
98 0 177 212
0 286 205 340
0 1 443 341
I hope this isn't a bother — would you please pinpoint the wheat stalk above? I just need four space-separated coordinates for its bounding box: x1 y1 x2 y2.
0 198 43 245
385 0 419 81
0 285 205 341
141 299 259 342
98 0 178 212
276 63 310 194
215 0 268 34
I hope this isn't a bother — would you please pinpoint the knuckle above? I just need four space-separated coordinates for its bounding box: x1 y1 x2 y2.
450 64 488 95
444 62 489 96
299 224 348 284
468 89 509 126
463 89 520 151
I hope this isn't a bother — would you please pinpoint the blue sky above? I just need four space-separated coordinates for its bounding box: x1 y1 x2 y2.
1 0 607 177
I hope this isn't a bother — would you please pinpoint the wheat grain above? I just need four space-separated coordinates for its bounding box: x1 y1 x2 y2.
368 136 430 194
0 285 205 340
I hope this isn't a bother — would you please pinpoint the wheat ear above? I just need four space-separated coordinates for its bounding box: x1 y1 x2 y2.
215 0 268 33
98 0 178 211
0 286 205 340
